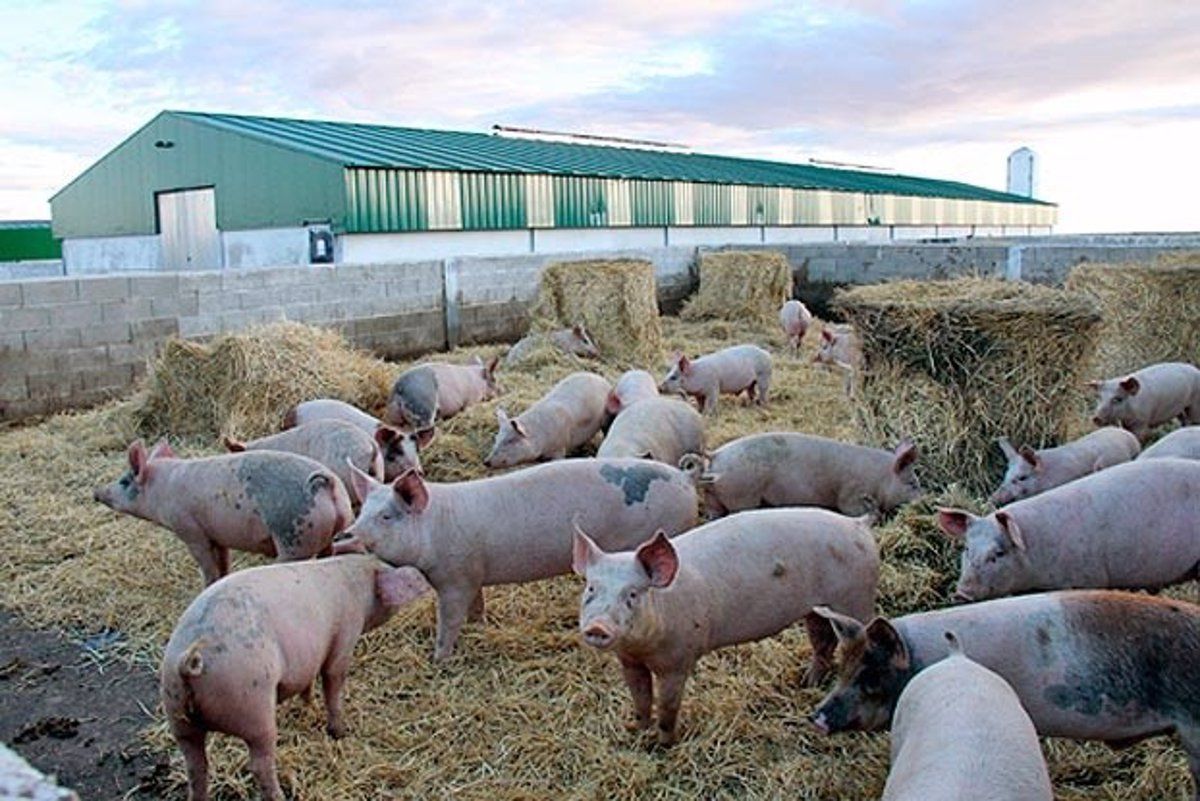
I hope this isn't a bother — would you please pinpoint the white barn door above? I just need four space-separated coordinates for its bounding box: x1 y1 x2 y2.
157 187 221 270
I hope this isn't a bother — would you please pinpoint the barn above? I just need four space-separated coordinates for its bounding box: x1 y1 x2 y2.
51 110 1056 274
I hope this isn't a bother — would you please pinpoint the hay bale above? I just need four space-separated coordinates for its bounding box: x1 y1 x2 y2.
834 278 1102 494
530 259 662 366
681 250 792 323
1065 252 1200 377
133 322 395 440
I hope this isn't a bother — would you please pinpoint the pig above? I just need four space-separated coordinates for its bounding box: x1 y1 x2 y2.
1090 361 1200 441
1141 426 1200 461
282 398 433 480
337 458 698 660
813 324 862 394
93 440 353 586
939 458 1200 602
880 631 1053 801
779 299 813 350
505 324 600 365
596 397 705 467
223 419 384 507
484 371 612 468
809 590 1200 799
573 508 878 744
659 344 772 415
682 432 920 519
606 369 660 416
160 555 431 801
385 356 500 429
989 426 1140 505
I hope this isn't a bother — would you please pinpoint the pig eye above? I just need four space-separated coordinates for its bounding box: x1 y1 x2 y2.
625 589 639 607
585 585 595 599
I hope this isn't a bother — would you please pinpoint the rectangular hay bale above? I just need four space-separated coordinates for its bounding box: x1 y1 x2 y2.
681 250 792 323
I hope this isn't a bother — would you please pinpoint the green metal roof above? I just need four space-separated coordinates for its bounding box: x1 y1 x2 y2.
175 111 1052 207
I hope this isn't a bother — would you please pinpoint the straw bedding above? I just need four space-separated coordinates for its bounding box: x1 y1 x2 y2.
681 250 793 324
834 278 1103 494
1065 252 1200 378
0 313 1193 800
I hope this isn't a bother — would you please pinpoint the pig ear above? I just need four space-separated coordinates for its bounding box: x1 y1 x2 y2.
995 510 1026 551
413 426 436 450
1119 376 1141 396
892 440 917 473
375 566 432 608
148 438 176 460
485 355 500 378
936 508 975 540
997 437 1019 462
821 328 834 343
636 530 679 588
605 390 623 416
127 440 149 475
571 518 603 576
1018 445 1041 470
510 418 529 438
374 425 399 446
678 355 692 374
347 459 381 506
496 407 509 426
222 436 246 453
572 323 585 337
866 618 909 669
392 470 430 513
811 606 865 645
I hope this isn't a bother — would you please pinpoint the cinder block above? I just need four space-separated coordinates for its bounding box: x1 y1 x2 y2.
0 283 22 308
152 292 200 318
0 372 27 401
26 372 75 400
51 302 103 329
129 274 180 298
77 363 135 393
3 306 51 331
236 289 285 311
24 327 82 350
197 290 230 315
282 285 319 305
101 297 154 324
106 340 159 365
130 317 180 340
0 332 24 357
21 279 78 306
82 321 132 347
178 315 221 339
76 277 130 303
55 345 111 372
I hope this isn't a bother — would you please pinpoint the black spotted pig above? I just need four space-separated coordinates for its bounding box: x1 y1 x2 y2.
385 356 500 429
660 345 772 414
161 555 430 801
881 631 1053 801
1090 361 1200 441
338 458 697 660
810 591 1200 799
989 426 1140 505
684 432 920 519
484 372 612 468
282 398 432 480
505 324 600 365
574 508 878 744
1140 426 1200 461
779 299 812 350
606 369 660 416
223 419 383 508
596 396 705 467
93 440 353 586
940 458 1200 602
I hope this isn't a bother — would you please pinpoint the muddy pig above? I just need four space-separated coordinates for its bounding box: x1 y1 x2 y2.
282 399 432 480
161 555 430 801
779 299 813 350
989 426 1140 505
94 440 353 586
660 345 772 414
810 591 1200 799
505 324 600 365
224 419 383 507
338 458 697 660
1140 426 1200 462
1090 361 1200 441
881 631 1052 801
574 508 878 744
596 397 705 466
484 371 612 468
606 369 660 416
385 356 500 429
682 432 919 519
940 458 1200 602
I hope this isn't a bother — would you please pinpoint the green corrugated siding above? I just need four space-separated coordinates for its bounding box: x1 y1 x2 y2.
554 176 608 228
345 168 426 232
747 186 779 225
630 180 674 226
461 173 526 230
0 224 60 260
694 183 731 225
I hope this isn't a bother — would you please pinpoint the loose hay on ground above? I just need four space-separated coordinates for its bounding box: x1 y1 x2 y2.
835 278 1103 494
1 313 1195 800
1065 252 1200 377
681 250 793 324
529 259 663 367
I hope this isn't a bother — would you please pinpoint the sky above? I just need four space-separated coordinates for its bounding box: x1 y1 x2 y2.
2 0 1198 233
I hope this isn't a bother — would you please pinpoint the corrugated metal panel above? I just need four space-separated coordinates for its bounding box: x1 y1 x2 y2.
526 174 554 228
745 186 779 225
554 176 608 227
425 171 462 230
158 187 221 270
672 182 694 226
695 183 731 225
461 172 526 230
731 186 749 225
606 179 632 226
777 189 794 226
346 168 426 232
630 180 673 226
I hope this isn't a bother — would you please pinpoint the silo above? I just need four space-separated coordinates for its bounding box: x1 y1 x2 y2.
1007 147 1038 198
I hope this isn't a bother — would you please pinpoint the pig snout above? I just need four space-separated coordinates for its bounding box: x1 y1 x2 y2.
809 711 831 736
1092 415 1106 426
951 588 975 604
582 620 617 650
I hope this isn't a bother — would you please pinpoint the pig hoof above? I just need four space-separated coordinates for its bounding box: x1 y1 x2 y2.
623 718 652 733
326 722 347 739
655 728 679 747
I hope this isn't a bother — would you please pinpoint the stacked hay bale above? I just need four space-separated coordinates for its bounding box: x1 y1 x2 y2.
1065 251 1200 378
133 322 395 440
834 278 1102 494
529 258 663 366
681 250 793 324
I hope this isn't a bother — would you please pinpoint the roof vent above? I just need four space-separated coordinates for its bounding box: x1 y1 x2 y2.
492 124 690 153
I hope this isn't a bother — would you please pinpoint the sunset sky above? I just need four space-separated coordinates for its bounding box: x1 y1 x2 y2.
2 0 1198 232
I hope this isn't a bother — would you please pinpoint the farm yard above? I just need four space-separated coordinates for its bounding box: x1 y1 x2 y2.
2 254 1200 800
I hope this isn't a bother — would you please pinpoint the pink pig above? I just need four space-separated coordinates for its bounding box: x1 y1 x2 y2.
282 398 432 481
779 299 813 350
989 426 1140 505
484 372 612 468
1090 361 1200 441
606 370 661 416
386 356 500 429
660 345 772 414
93 440 352 586
161 555 430 801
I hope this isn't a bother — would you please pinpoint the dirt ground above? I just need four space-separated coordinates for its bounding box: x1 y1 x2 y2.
0 610 170 799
